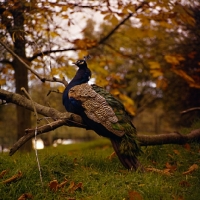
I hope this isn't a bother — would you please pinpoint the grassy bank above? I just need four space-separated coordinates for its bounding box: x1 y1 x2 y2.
0 138 200 200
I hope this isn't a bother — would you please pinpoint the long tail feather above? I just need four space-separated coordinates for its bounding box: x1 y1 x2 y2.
110 138 141 170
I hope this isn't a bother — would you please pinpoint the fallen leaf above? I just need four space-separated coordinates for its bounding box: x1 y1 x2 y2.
49 180 58 192
173 149 180 155
179 180 191 187
182 164 198 175
165 162 177 172
129 190 143 200
138 184 145 187
3 171 22 184
58 179 68 189
73 182 83 191
18 193 33 200
68 181 75 191
0 170 7 179
49 178 69 192
163 168 172 176
145 167 171 176
172 195 185 200
68 181 83 193
183 143 190 151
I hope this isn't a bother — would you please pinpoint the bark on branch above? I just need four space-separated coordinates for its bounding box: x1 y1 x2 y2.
138 130 200 146
1 88 200 156
0 88 85 127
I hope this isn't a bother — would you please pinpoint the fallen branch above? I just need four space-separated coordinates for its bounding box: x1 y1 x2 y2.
9 118 200 155
2 171 22 184
1 88 200 156
0 88 84 126
0 88 87 155
138 129 200 146
9 119 67 156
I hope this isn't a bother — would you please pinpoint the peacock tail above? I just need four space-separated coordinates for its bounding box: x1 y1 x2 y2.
68 83 142 170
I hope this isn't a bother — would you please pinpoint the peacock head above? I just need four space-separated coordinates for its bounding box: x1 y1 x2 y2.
73 55 91 68
73 59 87 68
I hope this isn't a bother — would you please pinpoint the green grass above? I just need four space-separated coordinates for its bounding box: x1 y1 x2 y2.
0 138 200 200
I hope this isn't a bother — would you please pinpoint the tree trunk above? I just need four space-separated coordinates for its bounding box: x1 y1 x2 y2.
11 1 32 152
13 60 32 152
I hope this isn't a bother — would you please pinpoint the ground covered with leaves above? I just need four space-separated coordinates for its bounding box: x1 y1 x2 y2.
0 138 200 200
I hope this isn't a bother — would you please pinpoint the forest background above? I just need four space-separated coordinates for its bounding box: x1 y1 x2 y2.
0 0 200 151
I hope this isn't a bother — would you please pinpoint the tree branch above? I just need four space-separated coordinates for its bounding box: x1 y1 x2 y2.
0 40 68 86
181 107 200 114
9 119 67 156
28 2 148 61
28 12 132 61
98 13 133 44
99 2 148 44
28 48 78 62
9 118 200 156
138 130 200 146
0 88 86 128
1 89 200 156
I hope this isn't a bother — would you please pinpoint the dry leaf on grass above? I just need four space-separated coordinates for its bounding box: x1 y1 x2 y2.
165 162 177 172
49 179 81 193
0 170 7 179
49 180 58 192
173 149 180 155
68 181 75 191
182 164 198 175
18 193 32 200
145 167 171 176
58 179 68 189
182 143 190 151
49 179 68 192
3 171 22 184
68 181 83 193
129 190 143 200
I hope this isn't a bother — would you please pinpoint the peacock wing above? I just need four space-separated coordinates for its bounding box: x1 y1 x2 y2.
91 84 137 134
68 83 125 137
92 84 141 158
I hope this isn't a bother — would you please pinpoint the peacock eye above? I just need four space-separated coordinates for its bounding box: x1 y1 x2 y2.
79 61 84 65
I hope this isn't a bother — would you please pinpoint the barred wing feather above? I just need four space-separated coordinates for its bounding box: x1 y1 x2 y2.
68 83 124 137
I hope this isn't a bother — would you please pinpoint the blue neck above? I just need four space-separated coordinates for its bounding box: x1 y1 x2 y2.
62 67 91 111
67 67 91 90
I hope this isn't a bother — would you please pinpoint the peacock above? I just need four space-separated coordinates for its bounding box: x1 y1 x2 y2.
62 57 142 170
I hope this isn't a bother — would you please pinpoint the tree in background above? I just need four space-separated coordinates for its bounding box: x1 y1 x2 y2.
0 0 200 151
83 1 200 128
